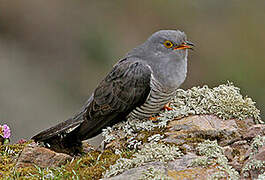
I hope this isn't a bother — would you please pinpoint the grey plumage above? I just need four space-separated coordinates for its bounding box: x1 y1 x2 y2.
32 30 193 154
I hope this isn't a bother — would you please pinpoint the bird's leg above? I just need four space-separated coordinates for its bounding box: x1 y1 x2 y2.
149 102 173 121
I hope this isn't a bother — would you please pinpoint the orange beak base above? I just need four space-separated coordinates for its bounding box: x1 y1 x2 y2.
174 45 192 50
174 41 194 50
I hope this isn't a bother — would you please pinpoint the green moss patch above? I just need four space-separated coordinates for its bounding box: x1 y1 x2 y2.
0 143 128 179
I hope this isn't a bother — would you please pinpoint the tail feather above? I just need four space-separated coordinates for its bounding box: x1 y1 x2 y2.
31 104 86 155
31 113 85 155
31 97 94 154
31 117 83 142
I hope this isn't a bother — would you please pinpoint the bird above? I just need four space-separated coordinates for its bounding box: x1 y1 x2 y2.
32 30 194 154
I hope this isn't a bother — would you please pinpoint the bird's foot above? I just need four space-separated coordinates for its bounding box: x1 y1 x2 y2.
163 102 173 111
149 116 160 122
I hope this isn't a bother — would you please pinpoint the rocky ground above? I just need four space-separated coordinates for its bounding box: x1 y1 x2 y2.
0 83 264 179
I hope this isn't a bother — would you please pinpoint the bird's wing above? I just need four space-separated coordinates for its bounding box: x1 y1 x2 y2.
74 58 152 140
32 58 152 142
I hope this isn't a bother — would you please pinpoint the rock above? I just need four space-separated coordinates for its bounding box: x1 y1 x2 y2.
2 83 263 179
105 153 234 180
223 146 234 161
15 142 73 168
255 146 265 161
103 115 263 180
82 141 95 154
105 153 222 180
243 124 265 139
164 115 244 147
105 161 167 180
12 115 261 179
168 115 238 132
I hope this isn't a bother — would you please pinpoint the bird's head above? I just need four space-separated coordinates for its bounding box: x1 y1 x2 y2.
126 30 193 88
144 30 194 60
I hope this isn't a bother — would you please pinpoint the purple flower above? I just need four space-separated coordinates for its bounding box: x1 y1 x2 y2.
2 124 11 139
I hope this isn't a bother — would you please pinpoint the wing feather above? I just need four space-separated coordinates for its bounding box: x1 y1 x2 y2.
76 58 152 139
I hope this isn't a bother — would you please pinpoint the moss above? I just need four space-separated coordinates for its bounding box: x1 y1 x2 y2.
0 142 125 179
61 149 121 179
0 141 32 178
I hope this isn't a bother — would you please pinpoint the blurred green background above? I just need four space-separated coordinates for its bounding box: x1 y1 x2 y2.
0 0 264 142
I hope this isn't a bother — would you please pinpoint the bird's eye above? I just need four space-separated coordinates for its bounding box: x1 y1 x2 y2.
163 40 173 48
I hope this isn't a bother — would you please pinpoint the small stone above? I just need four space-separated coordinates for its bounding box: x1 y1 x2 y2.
254 146 265 161
223 146 233 161
228 160 242 172
16 142 73 168
82 141 95 154
231 140 248 147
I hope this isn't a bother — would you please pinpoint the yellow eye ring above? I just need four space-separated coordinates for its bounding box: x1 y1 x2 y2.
163 40 173 48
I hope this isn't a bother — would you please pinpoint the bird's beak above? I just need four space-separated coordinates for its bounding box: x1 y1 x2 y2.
174 41 194 50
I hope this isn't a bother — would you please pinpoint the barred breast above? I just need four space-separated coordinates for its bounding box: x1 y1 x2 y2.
127 74 176 120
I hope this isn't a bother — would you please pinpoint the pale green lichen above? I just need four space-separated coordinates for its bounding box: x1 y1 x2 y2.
102 83 261 178
196 140 224 158
242 159 265 177
103 143 183 178
147 134 164 142
102 127 116 143
102 117 168 148
250 135 265 155
242 135 265 177
139 166 173 180
127 136 142 149
256 173 265 180
160 82 261 123
102 82 262 146
189 156 212 167
210 171 227 180
190 140 239 180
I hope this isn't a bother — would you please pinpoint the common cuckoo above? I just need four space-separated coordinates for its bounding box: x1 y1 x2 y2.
32 30 194 153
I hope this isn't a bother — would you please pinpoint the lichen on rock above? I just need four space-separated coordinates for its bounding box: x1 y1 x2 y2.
242 135 265 178
103 142 183 178
160 82 261 123
190 140 239 179
139 166 173 180
102 82 262 149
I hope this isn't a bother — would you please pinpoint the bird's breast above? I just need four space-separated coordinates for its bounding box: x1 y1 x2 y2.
127 75 175 120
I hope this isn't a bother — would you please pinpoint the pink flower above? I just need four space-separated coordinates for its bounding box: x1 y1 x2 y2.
2 124 11 139
18 139 27 144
